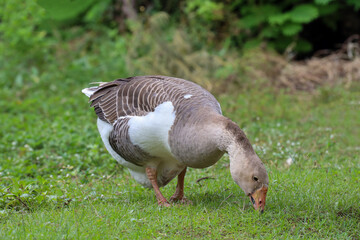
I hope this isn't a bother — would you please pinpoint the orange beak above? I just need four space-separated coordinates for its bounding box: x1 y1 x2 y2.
249 186 268 213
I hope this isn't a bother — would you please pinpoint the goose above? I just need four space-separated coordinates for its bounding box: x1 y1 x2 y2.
82 75 269 211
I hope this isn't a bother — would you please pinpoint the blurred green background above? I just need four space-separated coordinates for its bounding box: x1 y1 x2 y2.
1 0 360 91
0 1 359 238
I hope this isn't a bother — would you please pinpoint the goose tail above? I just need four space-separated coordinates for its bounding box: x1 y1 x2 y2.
81 82 107 98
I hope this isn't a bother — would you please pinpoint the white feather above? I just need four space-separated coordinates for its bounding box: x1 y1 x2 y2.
97 118 138 169
184 94 192 99
97 118 150 187
82 87 98 98
127 101 176 159
97 102 184 188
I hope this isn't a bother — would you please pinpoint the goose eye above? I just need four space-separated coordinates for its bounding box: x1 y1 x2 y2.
252 176 259 182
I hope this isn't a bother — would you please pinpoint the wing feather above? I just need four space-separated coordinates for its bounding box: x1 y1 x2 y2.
88 75 221 124
86 76 222 166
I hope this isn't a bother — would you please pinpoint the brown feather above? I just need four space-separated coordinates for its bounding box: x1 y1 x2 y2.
89 75 221 124
87 75 222 167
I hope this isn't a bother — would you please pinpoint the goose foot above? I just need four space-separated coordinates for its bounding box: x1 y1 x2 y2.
146 167 170 207
158 200 171 207
169 167 192 204
169 195 192 205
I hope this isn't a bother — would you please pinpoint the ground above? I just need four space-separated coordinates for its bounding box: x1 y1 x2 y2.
0 78 359 238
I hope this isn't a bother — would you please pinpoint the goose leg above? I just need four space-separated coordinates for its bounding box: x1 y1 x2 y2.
145 167 170 207
170 167 192 204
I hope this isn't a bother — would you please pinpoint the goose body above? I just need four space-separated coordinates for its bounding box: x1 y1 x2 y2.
83 75 269 210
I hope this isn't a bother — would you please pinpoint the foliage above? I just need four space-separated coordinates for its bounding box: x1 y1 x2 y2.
0 0 50 85
186 0 224 21
38 0 98 21
8 0 358 57
183 0 360 54
0 1 359 238
125 12 227 91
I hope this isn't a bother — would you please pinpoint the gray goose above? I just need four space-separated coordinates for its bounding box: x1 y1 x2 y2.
82 75 268 211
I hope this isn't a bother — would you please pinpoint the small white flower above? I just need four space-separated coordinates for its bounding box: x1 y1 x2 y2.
24 144 33 151
349 101 360 105
286 157 294 166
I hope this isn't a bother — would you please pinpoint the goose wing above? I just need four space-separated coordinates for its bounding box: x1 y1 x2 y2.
88 75 220 123
86 75 221 166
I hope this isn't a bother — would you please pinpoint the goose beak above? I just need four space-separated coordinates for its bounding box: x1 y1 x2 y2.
249 186 268 213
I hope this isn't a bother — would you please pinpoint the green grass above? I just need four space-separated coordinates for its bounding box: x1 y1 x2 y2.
1 168 359 239
1 2 359 238
1 61 359 238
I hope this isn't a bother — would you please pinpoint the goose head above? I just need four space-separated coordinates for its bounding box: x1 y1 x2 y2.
221 120 269 212
230 153 268 213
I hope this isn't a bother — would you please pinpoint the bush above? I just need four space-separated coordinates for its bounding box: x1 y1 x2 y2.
0 0 51 87
184 0 360 55
5 0 358 59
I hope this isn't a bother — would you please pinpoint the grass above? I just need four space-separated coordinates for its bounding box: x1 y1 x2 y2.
1 168 359 239
0 54 359 238
1 2 359 238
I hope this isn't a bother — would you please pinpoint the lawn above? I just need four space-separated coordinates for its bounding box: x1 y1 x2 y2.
1 66 359 239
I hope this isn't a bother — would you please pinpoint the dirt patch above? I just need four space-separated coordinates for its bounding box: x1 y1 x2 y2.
337 206 360 221
254 35 360 92
127 15 360 93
